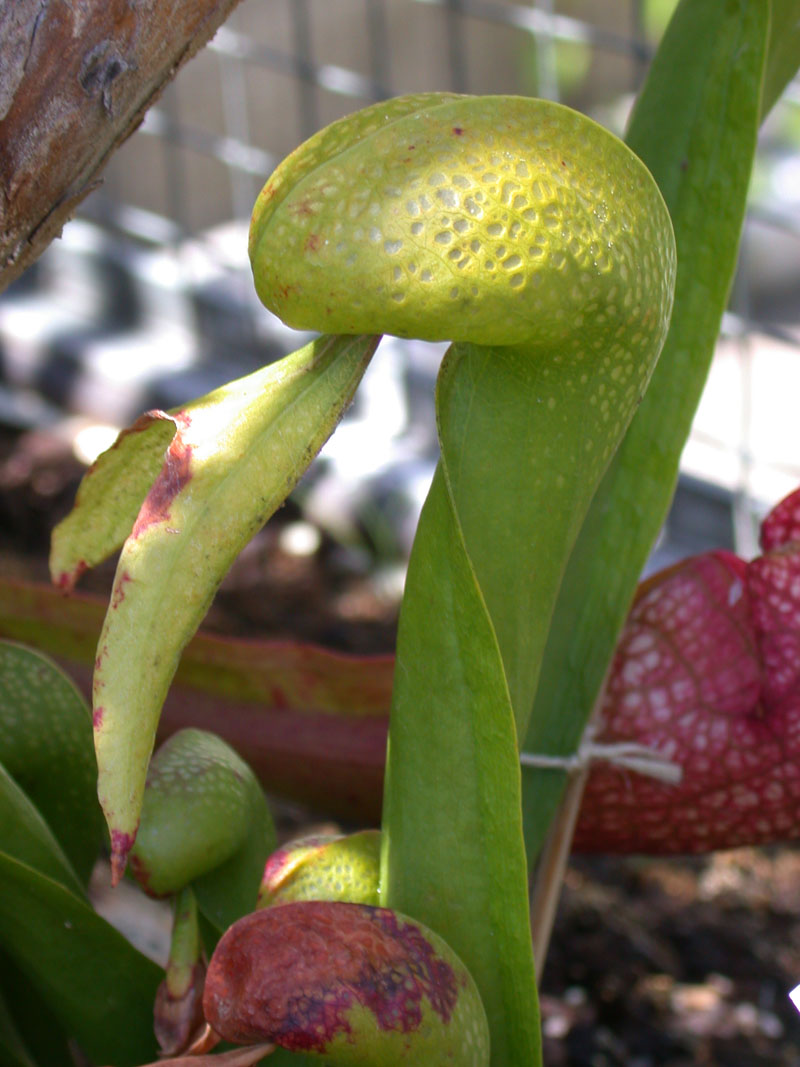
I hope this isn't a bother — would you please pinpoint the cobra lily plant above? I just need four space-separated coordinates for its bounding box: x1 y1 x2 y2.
0 2 799 1066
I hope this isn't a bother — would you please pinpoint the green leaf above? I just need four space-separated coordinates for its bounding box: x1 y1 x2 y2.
521 0 772 860
0 761 84 897
0 983 37 1067
381 465 541 1066
0 957 75 1067
762 0 800 120
384 333 679 1061
194 790 276 937
0 641 102 885
130 728 277 938
87 334 378 877
50 414 177 590
0 851 162 1066
378 103 674 1066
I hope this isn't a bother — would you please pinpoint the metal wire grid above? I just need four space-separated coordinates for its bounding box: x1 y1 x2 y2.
2 0 799 563
88 0 658 237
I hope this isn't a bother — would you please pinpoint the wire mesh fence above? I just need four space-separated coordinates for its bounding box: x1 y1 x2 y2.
1 0 799 567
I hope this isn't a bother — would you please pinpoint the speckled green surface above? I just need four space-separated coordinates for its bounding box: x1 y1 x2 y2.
251 95 673 353
0 641 101 884
130 728 262 897
259 830 380 908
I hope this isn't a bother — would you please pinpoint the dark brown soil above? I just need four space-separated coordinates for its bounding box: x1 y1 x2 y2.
2 424 799 1066
541 850 800 1065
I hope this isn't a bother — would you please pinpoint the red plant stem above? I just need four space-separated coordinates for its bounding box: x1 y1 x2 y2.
529 663 613 978
530 764 589 981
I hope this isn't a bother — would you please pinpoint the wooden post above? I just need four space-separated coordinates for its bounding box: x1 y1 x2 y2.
0 0 245 292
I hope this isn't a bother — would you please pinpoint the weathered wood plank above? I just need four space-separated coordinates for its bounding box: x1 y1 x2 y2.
0 0 244 291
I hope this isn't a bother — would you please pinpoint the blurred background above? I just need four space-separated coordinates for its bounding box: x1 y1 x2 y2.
1 0 799 591
1 2 800 1063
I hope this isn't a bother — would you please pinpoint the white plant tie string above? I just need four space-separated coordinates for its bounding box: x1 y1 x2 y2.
520 722 683 786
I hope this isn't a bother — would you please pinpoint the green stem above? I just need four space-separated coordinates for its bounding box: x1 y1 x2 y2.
521 0 773 867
